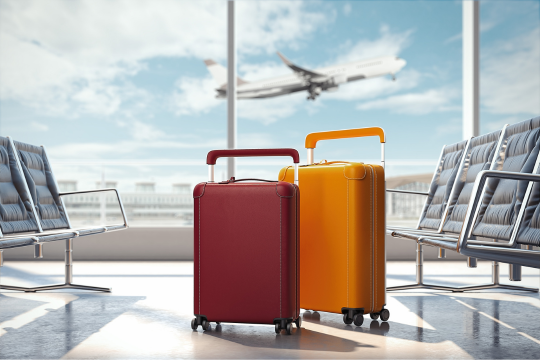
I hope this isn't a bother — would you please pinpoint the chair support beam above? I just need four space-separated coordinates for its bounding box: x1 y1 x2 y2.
387 243 538 293
0 239 111 293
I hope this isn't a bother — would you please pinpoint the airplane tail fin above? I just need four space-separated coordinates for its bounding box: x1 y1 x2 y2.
204 59 249 87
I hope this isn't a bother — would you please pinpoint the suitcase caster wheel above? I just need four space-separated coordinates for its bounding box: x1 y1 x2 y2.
295 317 302 328
353 314 364 327
285 322 293 335
380 309 390 322
191 318 198 330
343 314 353 325
201 319 211 331
370 313 379 320
275 323 281 334
216 322 221 324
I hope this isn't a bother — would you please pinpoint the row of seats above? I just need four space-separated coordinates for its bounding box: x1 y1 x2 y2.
388 117 540 282
0 136 128 291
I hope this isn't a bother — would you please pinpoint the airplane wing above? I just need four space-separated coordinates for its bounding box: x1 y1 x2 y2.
277 52 324 79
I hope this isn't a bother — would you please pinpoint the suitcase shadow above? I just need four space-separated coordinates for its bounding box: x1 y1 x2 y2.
202 324 370 352
303 311 391 336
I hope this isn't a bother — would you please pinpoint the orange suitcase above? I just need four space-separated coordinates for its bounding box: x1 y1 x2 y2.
279 127 388 326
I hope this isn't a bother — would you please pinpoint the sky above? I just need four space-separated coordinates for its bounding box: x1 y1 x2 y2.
0 0 539 192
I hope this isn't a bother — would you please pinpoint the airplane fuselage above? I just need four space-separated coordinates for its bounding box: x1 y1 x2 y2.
216 56 406 100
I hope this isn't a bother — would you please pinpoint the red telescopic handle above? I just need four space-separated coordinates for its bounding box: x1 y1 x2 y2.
206 148 300 165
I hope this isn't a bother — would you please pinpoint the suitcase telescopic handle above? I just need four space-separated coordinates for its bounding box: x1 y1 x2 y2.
206 148 300 185
305 127 386 169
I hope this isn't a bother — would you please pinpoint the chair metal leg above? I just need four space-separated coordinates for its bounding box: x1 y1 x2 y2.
388 243 454 291
387 250 539 293
0 239 111 293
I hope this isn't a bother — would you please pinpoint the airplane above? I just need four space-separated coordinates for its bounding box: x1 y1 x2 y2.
204 52 406 100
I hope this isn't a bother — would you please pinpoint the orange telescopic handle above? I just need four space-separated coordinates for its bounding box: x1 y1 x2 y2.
305 127 385 148
304 127 386 168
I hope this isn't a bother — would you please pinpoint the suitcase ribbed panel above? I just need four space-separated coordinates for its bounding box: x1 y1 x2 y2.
279 162 385 315
193 181 299 324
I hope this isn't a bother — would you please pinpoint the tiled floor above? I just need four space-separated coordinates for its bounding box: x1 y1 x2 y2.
0 261 539 359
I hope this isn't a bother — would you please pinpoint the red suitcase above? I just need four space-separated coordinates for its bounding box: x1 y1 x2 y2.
191 149 301 335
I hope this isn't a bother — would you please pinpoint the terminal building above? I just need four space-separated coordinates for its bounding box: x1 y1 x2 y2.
57 174 431 228
57 180 194 227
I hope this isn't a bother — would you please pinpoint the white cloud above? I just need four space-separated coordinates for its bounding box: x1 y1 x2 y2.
236 2 330 56
127 121 170 141
336 25 412 64
444 32 461 44
31 121 48 132
356 88 459 115
343 3 352 16
0 0 329 117
237 133 276 148
172 76 222 116
238 93 306 125
481 27 540 116
47 137 226 160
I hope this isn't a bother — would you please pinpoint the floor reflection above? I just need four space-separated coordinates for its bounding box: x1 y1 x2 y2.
0 295 144 359
0 294 47 323
1 261 538 359
200 324 369 352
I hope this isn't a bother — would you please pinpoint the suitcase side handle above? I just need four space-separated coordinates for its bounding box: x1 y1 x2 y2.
206 148 300 184
304 127 385 168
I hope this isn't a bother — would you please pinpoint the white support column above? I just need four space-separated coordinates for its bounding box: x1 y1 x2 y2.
462 0 480 139
227 0 236 178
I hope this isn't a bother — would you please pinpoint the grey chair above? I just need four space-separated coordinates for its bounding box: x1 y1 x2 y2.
413 117 540 291
0 137 41 249
387 140 469 237
387 132 500 291
0 137 128 292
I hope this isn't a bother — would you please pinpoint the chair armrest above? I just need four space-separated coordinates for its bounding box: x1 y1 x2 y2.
59 188 129 228
458 170 540 253
386 189 429 196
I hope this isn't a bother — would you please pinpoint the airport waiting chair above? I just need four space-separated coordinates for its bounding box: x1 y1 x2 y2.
387 140 469 237
453 167 540 269
414 116 540 290
0 137 42 249
0 137 128 292
388 129 503 291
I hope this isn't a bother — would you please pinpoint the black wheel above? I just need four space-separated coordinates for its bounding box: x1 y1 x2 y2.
275 323 281 334
312 312 320 321
353 314 364 327
380 309 390 322
191 318 198 330
370 313 379 320
201 319 210 331
295 317 302 328
216 322 221 324
343 314 353 325
286 322 293 335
